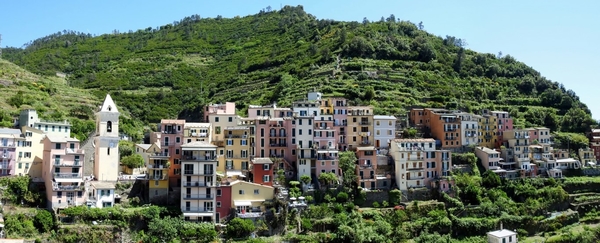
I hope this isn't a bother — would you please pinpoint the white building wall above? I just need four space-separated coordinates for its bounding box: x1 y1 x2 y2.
374 117 396 149
461 120 478 146
293 102 320 181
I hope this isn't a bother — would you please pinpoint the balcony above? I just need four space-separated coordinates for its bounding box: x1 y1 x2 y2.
183 181 213 187
0 154 12 160
359 121 371 126
0 143 16 148
64 148 84 154
334 122 347 126
149 152 170 158
339 131 346 135
54 173 81 178
359 141 373 146
183 194 214 200
407 176 425 180
0 163 11 170
407 165 424 170
270 143 287 147
53 184 84 191
182 156 217 161
191 132 208 137
148 164 169 169
237 212 264 218
484 135 492 139
226 155 248 159
162 130 180 134
54 161 82 167
183 170 214 175
181 207 214 213
444 128 457 132
150 174 168 180
227 135 247 139
317 156 337 161
444 137 457 140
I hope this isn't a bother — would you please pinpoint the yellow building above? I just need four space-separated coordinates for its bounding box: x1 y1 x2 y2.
347 106 374 149
318 97 335 115
220 126 251 178
16 127 45 181
146 143 169 199
229 180 274 217
478 114 498 148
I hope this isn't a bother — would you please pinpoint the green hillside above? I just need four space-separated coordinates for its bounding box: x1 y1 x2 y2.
3 5 596 134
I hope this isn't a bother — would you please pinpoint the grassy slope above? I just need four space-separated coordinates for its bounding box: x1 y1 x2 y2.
0 59 99 121
2 6 595 134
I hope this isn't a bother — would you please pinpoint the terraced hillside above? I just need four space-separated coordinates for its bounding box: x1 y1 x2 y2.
3 5 596 133
0 59 103 139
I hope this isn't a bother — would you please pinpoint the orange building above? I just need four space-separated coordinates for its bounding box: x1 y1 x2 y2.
425 108 462 151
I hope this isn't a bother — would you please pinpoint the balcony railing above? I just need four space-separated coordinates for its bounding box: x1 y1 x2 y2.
237 212 264 218
334 122 347 126
183 194 214 200
150 174 168 180
183 170 214 175
270 144 287 147
226 155 248 159
149 164 169 169
181 207 214 213
0 143 16 148
53 184 84 191
444 128 457 132
150 152 170 157
190 132 208 137
54 173 81 178
359 121 371 126
0 163 11 170
182 156 217 161
445 137 457 140
65 148 84 154
162 130 180 134
359 141 373 146
339 131 346 135
183 181 213 187
0 154 12 160
227 135 245 139
54 161 82 167
318 156 337 161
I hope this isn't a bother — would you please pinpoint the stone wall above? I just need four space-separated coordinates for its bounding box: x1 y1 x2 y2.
582 168 600 176
364 191 389 206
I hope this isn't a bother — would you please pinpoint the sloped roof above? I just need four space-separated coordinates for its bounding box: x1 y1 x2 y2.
100 94 118 113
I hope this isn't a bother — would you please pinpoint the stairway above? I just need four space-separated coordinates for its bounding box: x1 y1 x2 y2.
80 131 97 177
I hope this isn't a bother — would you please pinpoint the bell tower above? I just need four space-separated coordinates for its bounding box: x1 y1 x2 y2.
94 94 120 181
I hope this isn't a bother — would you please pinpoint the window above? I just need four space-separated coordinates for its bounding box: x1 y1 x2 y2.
176 137 180 143
57 192 62 198
228 117 233 122
217 201 221 207
263 164 270 170
263 175 270 182
52 126 55 131
107 121 112 132
254 189 260 194
215 117 219 122
217 189 222 196
154 181 159 186
107 148 110 155
239 190 245 195
55 143 61 149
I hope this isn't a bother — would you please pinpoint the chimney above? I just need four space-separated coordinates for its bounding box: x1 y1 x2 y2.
500 221 503 230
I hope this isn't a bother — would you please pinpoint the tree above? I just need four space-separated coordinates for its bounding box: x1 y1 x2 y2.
33 210 55 233
120 154 144 168
226 218 256 239
266 5 272 12
276 169 286 186
146 216 183 242
339 151 358 189
318 172 338 189
362 17 369 25
418 21 424 30
363 86 375 100
481 170 501 189
300 174 311 185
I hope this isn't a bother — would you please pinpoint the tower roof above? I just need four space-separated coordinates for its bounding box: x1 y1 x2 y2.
99 94 118 112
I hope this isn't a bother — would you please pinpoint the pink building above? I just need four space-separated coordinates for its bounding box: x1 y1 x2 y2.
355 146 377 189
314 114 339 177
204 102 236 122
0 128 22 176
331 98 348 151
43 136 86 209
159 119 186 188
254 117 296 176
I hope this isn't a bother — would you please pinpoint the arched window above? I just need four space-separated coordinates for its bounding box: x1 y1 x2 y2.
107 121 112 133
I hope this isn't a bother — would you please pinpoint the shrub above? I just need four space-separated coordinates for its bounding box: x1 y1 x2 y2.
226 218 256 239
336 192 349 203
33 209 55 233
389 189 402 205
382 201 389 207
372 202 380 208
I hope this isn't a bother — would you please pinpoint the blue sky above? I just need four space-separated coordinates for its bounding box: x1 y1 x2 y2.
1 0 599 118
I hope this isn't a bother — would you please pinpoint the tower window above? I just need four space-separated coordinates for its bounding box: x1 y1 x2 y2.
107 121 112 132
108 106 112 111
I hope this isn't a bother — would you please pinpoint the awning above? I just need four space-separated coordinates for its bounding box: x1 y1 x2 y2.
317 150 338 153
183 212 213 217
226 171 244 177
234 201 252 206
54 178 83 183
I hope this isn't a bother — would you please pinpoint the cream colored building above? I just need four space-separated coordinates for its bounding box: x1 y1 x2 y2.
229 180 274 217
579 148 597 166
16 127 45 181
93 94 121 182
